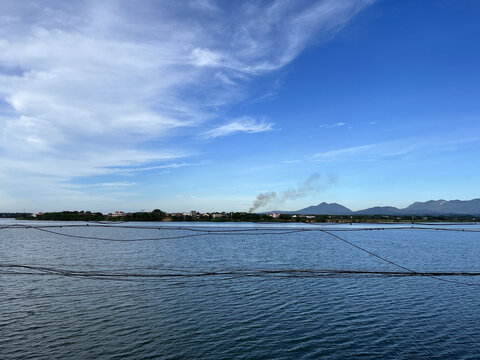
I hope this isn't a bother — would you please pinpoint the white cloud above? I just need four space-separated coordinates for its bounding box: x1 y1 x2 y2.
66 182 137 189
204 117 274 138
188 0 377 75
94 182 136 188
283 160 301 164
319 122 346 128
313 136 480 162
112 161 212 174
0 0 376 209
192 48 225 67
314 144 377 161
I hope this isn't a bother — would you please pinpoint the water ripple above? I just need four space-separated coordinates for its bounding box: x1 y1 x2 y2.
2 222 480 359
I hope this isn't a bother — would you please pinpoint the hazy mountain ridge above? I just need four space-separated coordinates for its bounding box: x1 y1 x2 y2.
296 202 353 215
355 206 404 216
270 199 480 216
403 199 480 215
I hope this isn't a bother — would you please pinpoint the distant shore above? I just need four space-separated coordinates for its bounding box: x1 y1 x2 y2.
13 210 479 223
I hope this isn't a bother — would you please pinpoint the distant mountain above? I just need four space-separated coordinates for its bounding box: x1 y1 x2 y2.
270 199 480 216
292 202 353 215
403 199 480 215
355 206 403 216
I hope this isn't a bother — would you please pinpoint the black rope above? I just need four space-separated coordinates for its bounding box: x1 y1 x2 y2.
28 226 305 241
320 230 480 286
3 223 480 232
2 224 480 287
3 264 480 280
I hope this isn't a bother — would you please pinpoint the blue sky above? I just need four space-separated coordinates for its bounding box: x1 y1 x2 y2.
1 0 479 213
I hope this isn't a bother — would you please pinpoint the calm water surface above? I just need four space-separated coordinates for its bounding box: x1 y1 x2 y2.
2 219 480 359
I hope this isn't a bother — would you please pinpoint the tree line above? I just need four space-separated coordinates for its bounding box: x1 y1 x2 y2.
16 210 478 223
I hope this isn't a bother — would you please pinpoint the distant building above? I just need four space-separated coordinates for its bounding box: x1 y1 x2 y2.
110 211 125 217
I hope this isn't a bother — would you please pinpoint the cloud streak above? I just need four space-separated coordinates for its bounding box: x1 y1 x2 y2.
204 117 274 138
319 122 346 128
313 136 480 162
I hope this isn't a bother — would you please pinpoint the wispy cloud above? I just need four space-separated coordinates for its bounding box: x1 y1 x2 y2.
67 182 137 189
204 117 274 138
188 0 378 75
110 161 212 174
283 159 301 164
94 182 136 188
313 136 480 162
0 0 376 209
314 144 377 161
319 122 346 128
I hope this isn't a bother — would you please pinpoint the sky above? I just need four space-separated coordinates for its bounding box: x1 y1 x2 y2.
1 0 480 213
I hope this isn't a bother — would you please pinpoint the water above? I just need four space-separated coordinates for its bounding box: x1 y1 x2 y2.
2 219 480 359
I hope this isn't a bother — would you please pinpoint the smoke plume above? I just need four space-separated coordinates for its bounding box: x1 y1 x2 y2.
249 173 337 213
249 191 277 213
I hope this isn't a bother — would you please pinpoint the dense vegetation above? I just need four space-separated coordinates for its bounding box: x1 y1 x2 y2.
15 210 478 223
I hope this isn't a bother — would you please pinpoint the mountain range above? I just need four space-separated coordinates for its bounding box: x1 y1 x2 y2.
270 199 480 216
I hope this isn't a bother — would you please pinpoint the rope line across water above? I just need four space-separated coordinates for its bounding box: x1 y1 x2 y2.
2 223 480 288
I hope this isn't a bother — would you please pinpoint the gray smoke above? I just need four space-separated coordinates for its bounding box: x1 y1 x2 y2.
249 173 338 213
282 173 321 199
249 191 277 213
